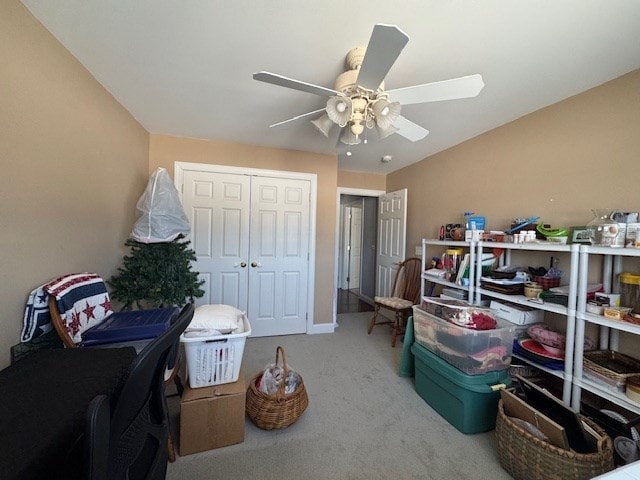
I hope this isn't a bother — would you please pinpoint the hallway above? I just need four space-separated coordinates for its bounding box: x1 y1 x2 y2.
336 288 374 314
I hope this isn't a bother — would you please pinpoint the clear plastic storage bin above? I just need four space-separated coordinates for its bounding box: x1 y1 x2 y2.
180 315 251 388
412 305 516 375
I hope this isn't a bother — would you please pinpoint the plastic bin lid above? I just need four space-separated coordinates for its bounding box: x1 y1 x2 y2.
410 342 511 393
620 272 640 285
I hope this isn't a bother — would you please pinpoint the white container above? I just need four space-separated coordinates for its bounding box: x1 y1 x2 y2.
180 315 251 388
489 300 544 325
595 292 621 307
625 223 640 247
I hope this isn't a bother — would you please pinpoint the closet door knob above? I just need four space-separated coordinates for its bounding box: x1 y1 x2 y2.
251 261 258 268
240 262 247 268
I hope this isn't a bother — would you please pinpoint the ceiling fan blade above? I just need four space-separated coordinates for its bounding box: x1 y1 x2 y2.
253 71 340 97
386 74 485 105
356 24 409 91
393 115 429 142
269 108 326 128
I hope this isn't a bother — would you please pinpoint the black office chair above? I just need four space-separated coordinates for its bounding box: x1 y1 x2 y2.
85 302 194 480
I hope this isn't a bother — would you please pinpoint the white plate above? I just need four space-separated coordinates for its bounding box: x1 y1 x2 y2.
541 344 565 356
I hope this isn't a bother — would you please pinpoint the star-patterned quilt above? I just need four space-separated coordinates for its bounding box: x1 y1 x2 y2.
22 273 114 345
21 285 53 342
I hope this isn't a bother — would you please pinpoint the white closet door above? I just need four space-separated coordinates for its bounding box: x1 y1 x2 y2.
376 188 407 297
182 171 251 311
181 169 311 337
249 176 310 336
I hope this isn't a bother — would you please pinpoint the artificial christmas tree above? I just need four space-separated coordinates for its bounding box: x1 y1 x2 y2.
109 236 204 310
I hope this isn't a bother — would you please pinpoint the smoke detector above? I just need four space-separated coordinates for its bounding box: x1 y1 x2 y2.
381 155 392 163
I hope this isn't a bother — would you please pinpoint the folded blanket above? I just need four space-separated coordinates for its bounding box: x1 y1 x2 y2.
21 285 52 342
43 273 113 344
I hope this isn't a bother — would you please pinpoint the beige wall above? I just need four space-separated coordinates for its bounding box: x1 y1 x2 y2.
149 135 338 327
388 69 640 253
0 0 149 368
387 69 640 354
338 169 386 191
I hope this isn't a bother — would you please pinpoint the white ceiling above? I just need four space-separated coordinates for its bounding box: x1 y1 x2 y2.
21 0 640 174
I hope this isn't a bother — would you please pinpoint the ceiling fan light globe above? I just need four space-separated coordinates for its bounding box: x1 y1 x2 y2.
373 100 401 130
310 114 334 137
326 96 352 126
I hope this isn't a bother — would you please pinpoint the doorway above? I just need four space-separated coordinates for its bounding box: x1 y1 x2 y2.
335 188 383 316
341 199 363 295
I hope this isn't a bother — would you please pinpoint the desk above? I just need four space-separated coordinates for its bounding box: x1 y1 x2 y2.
0 347 136 480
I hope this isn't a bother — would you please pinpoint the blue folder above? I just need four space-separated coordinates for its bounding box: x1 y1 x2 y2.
80 306 179 347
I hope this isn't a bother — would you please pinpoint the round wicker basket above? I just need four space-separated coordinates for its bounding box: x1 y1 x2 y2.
495 400 614 480
245 346 309 430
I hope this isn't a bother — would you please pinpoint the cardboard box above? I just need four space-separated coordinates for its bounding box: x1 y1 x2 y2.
179 368 245 455
490 300 544 325
500 388 569 449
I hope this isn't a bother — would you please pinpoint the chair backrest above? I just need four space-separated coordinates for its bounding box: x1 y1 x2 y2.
104 302 194 480
45 273 113 347
390 257 422 303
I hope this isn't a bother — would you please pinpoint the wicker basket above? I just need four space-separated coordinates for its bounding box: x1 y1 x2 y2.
495 401 614 480
583 350 640 383
533 276 562 291
245 346 309 430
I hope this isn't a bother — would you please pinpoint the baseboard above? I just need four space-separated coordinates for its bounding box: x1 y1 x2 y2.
308 322 336 335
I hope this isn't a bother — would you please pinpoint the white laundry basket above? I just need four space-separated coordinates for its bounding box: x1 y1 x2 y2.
180 315 251 388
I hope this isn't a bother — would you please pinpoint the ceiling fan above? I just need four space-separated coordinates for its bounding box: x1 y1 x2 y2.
253 24 485 146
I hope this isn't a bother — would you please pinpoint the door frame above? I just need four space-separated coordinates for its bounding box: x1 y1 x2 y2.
175 161 317 334
334 187 385 323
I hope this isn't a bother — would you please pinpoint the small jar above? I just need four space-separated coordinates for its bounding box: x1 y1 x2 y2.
587 208 620 246
442 248 463 280
626 376 640 404
619 272 640 313
524 282 543 298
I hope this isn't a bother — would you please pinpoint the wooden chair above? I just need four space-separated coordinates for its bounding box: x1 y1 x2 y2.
367 257 422 347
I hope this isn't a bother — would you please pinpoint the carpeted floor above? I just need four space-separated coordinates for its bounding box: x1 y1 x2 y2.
166 312 512 480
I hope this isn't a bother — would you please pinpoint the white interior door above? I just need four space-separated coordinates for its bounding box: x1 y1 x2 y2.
182 170 250 310
376 188 407 297
340 206 350 290
348 205 362 290
248 176 310 336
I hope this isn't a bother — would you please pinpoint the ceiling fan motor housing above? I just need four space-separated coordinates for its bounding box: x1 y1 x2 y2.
346 47 365 70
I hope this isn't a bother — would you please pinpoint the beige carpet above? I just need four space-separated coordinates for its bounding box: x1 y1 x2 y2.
166 312 512 480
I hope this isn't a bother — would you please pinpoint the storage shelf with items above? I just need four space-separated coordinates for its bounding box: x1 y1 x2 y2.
420 239 476 304
572 245 640 416
474 241 580 404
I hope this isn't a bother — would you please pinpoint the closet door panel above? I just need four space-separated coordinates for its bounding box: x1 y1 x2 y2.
182 171 250 312
249 176 310 336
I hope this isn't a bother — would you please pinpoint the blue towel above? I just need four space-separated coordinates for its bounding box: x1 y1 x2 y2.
21 285 52 342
